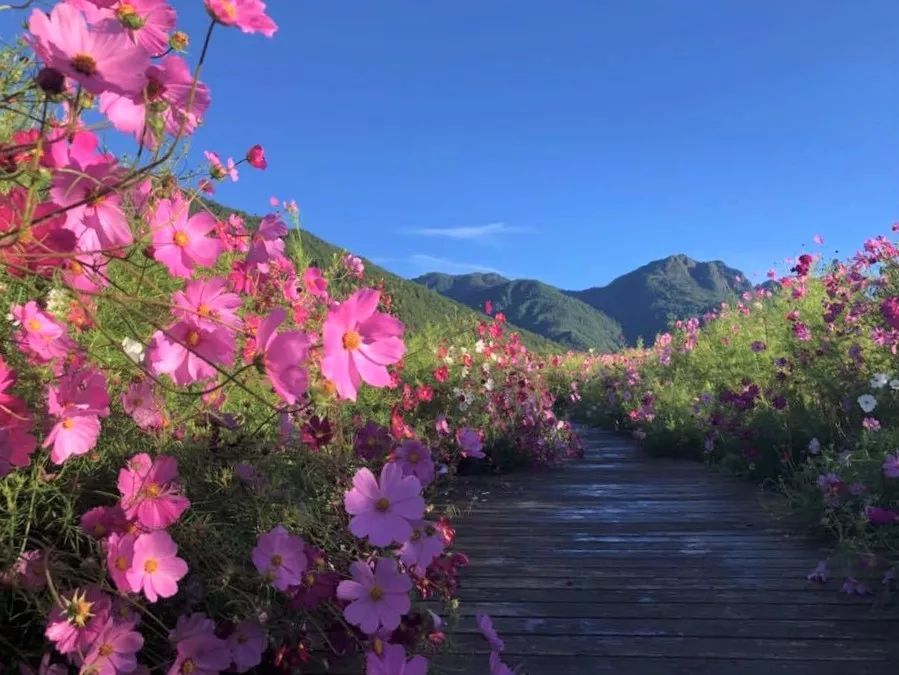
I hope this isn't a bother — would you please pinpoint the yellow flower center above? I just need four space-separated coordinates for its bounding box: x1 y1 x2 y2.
304 572 316 587
270 554 283 567
342 330 362 351
71 53 98 76
372 637 385 656
220 0 237 20
26 319 41 332
115 555 129 571
98 643 115 657
62 418 75 430
115 3 145 29
375 497 390 512
181 659 196 675
197 304 211 317
69 260 84 275
18 227 34 245
410 529 421 541
369 585 384 601
407 451 420 464
173 231 189 247
145 482 162 498
186 330 200 347
144 558 159 573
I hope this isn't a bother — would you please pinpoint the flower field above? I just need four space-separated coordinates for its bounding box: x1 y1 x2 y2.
0 2 579 672
558 238 899 597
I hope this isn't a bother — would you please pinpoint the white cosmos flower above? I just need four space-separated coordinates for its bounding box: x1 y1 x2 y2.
484 378 494 391
474 340 485 353
808 437 821 455
891 379 899 391
122 337 146 364
870 373 890 389
857 394 877 413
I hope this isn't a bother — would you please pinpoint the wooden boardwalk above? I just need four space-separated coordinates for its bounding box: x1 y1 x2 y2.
437 427 899 674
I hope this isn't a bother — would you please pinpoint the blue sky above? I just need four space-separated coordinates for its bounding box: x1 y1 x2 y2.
7 1 899 288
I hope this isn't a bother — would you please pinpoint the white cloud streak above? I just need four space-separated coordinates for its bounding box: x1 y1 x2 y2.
408 254 503 275
400 222 531 240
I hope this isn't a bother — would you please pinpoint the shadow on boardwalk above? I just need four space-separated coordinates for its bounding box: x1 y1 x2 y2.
437 427 899 675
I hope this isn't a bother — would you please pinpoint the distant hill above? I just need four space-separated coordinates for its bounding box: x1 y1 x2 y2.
417 255 750 349
199 201 562 352
567 255 751 344
415 273 626 352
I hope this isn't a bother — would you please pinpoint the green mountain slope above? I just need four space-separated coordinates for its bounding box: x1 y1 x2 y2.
568 254 752 344
199 202 561 351
415 273 626 352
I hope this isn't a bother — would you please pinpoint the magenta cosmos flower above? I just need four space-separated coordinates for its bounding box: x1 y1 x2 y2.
457 427 485 459
43 367 110 464
337 558 411 635
101 55 210 148
245 214 287 271
151 196 222 279
11 301 75 363
254 308 310 405
399 521 446 574
345 462 425 547
106 532 135 594
0 357 36 479
393 439 435 487
251 525 307 591
100 0 177 55
28 3 148 96
80 618 144 675
205 0 278 37
365 643 428 675
117 453 190 529
173 277 242 331
322 289 405 401
148 319 236 386
126 530 188 603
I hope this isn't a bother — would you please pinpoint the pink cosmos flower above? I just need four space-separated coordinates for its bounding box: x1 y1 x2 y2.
42 367 109 463
101 55 210 147
117 453 190 529
883 453 899 479
50 155 133 253
245 214 287 271
10 549 47 591
246 144 267 169
365 643 428 675
173 277 242 331
343 253 365 279
11 302 75 362
337 558 411 635
45 586 111 655
106 532 135 594
43 412 101 464
80 618 144 675
227 619 266 673
807 560 829 583
204 0 278 37
303 267 329 299
253 308 310 405
168 621 230 675
489 651 515 675
28 3 149 96
393 440 435 487
148 320 235 386
345 463 425 547
81 504 129 539
398 521 446 574
0 358 36 479
151 197 222 278
251 525 307 591
477 613 505 652
121 380 165 430
204 151 238 182
322 289 405 401
102 0 176 55
126 531 188 602
457 427 485 459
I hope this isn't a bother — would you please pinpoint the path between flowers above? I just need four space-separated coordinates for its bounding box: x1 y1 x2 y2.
435 427 899 675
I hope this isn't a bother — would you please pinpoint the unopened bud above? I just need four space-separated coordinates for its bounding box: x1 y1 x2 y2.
36 67 65 96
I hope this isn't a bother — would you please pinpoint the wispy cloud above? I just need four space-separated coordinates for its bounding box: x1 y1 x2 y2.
400 222 532 241
408 254 503 275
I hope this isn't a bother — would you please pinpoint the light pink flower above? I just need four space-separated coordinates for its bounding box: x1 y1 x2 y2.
103 0 176 55
28 2 149 96
337 558 411 635
45 586 111 655
148 320 235 386
121 380 165 430
398 521 445 574
227 619 266 673
106 532 135 594
117 453 190 529
204 0 277 37
365 643 428 675
245 214 287 271
126 531 188 602
11 301 75 362
322 289 405 401
345 463 424 547
254 308 310 405
151 196 222 279
303 267 329 299
80 618 144 675
251 525 307 591
173 277 242 331
43 412 101 464
204 151 238 182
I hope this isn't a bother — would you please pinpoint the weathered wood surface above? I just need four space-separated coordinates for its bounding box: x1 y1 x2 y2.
437 427 899 674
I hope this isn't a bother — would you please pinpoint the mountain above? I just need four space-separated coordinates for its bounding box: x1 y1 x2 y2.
417 255 751 349
567 254 752 344
199 201 561 352
415 273 626 352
